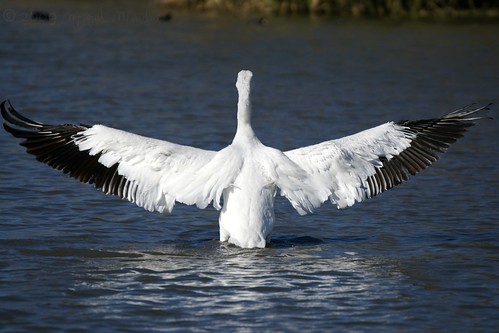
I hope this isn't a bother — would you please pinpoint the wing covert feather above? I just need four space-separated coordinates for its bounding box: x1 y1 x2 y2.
1 100 229 213
285 104 489 209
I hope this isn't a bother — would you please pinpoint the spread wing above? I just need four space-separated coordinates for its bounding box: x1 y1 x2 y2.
284 104 491 210
1 100 238 213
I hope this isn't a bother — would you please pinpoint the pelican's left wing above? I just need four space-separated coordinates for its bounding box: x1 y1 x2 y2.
284 104 490 210
1 100 233 213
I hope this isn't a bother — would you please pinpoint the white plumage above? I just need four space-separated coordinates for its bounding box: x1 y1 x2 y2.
1 70 490 248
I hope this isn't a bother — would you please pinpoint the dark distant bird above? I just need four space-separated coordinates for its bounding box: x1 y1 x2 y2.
31 11 51 21
257 17 267 25
158 13 172 21
1 70 491 248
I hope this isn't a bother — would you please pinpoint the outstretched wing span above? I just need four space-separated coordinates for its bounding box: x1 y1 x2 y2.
1 100 234 213
285 104 491 209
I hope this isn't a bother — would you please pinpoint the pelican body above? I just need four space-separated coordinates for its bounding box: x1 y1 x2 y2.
1 70 490 248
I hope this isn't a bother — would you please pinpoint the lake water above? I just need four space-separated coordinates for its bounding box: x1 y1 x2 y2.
1 1 498 332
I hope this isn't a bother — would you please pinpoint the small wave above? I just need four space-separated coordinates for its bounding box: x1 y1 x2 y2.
19 247 144 259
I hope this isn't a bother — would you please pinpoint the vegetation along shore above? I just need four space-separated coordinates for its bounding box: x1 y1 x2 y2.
156 0 499 21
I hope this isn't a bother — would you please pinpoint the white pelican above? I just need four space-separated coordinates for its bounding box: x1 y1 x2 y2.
1 70 491 248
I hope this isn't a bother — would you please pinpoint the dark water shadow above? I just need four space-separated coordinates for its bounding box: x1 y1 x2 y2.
151 233 372 252
268 235 325 248
268 233 372 249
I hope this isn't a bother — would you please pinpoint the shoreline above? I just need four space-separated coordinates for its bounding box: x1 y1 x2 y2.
155 0 499 22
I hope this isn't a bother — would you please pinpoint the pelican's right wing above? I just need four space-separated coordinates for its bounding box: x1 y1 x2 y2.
1 100 239 213
284 104 491 210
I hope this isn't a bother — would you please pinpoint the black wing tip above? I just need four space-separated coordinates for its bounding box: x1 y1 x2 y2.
2 100 126 197
368 102 493 199
1 99 11 108
1 99 45 131
1 99 92 146
2 99 16 118
445 102 493 121
1 99 13 121
2 100 22 136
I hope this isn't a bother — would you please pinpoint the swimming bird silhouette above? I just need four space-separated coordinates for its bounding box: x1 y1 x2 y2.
1 70 491 248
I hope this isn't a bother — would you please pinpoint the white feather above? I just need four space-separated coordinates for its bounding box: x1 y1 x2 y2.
75 125 217 212
72 72 417 246
5 70 483 248
285 122 413 208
